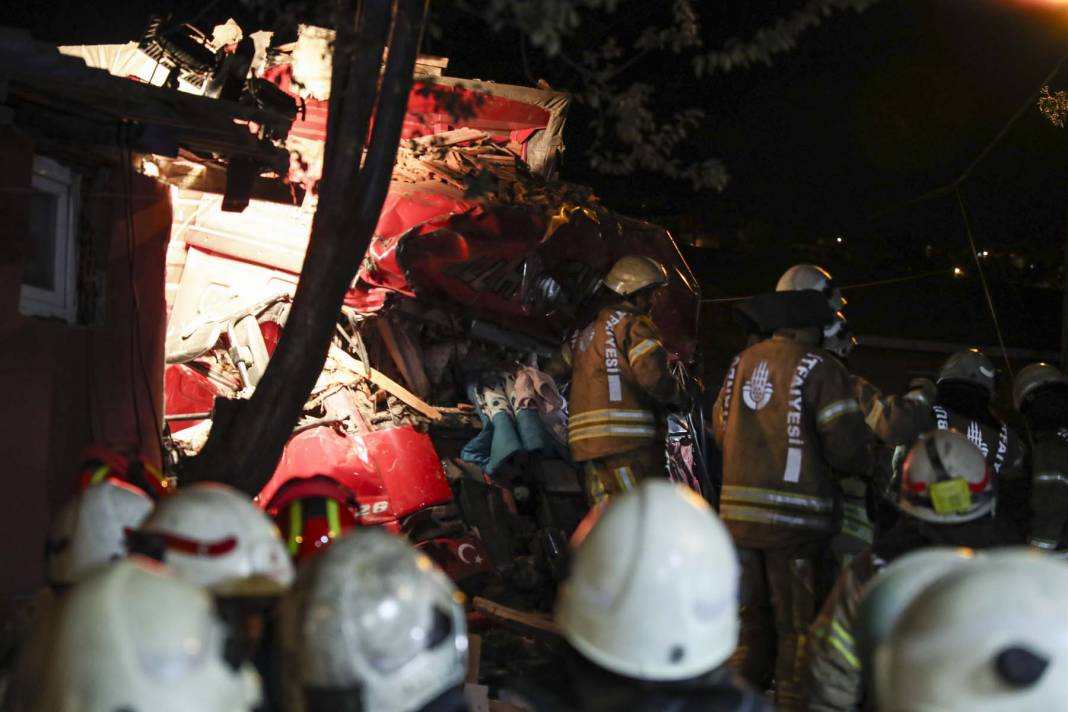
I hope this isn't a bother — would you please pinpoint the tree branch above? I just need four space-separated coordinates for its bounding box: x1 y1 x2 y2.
183 0 427 493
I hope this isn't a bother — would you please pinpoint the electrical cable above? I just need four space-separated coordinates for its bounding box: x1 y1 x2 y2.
118 124 168 462
869 47 1068 222
699 268 954 304
955 187 1015 377
117 130 144 450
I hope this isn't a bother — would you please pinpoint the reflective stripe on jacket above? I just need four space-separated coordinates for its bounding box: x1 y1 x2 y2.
1029 428 1068 550
568 303 681 461
712 331 872 549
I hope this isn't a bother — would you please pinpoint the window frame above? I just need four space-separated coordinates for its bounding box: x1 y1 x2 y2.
20 155 80 322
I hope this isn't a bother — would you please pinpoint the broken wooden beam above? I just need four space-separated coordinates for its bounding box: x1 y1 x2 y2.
328 345 442 421
472 596 562 638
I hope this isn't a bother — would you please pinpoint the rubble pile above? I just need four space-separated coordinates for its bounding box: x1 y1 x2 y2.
395 129 598 210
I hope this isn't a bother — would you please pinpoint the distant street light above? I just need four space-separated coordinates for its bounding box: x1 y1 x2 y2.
953 267 964 276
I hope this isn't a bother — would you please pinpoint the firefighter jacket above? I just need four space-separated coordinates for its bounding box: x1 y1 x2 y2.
861 391 1029 531
806 515 1021 711
856 390 1025 479
1028 428 1068 550
712 330 872 549
852 377 933 447
568 303 683 462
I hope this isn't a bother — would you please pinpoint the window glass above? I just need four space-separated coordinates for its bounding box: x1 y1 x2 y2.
25 189 58 290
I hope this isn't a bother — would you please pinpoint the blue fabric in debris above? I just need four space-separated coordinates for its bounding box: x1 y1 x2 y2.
487 411 523 473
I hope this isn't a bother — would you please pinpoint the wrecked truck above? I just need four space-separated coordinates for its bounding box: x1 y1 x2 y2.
161 54 702 604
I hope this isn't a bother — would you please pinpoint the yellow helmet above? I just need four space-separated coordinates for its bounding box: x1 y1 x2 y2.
603 256 669 297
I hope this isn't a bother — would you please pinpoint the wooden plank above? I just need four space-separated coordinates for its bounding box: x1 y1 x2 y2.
472 597 562 637
328 345 443 421
466 633 482 685
489 703 530 712
375 316 431 399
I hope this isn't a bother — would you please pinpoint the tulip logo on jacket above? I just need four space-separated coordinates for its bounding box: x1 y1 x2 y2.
742 360 774 411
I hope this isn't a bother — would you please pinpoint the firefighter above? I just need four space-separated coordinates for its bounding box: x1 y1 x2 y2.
280 529 469 712
874 549 1068 711
130 483 295 711
712 273 871 710
0 481 154 688
821 312 875 565
521 480 769 711
806 430 1020 710
130 482 294 594
866 349 1028 534
852 547 978 682
265 476 360 563
76 445 173 500
6 558 263 712
1013 362 1068 551
568 255 686 504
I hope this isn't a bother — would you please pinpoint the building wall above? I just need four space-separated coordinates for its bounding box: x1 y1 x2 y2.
0 127 170 607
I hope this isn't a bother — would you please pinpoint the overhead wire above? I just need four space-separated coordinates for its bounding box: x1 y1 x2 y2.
855 47 1068 368
956 187 1015 377
699 268 954 304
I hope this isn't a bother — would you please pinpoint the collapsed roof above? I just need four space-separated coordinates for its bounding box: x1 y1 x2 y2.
0 26 291 207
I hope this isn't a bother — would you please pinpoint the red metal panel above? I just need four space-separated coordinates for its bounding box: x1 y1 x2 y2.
258 424 452 524
261 66 551 146
163 364 217 434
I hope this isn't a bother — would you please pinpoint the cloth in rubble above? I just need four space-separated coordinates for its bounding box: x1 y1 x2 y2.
461 370 569 475
512 367 570 458
665 414 700 495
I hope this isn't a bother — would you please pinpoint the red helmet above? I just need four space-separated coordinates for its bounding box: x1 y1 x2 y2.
77 446 172 500
265 476 359 562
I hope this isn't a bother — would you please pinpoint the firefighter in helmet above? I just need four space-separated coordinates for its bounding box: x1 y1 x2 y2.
712 263 872 709
874 549 1068 711
548 481 770 711
129 483 295 711
861 349 1027 535
280 529 470 712
6 558 263 712
568 255 687 504
0 481 154 687
806 430 1019 710
1014 362 1068 552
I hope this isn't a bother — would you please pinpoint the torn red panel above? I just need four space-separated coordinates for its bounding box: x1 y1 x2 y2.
348 202 700 360
263 65 551 147
258 424 453 525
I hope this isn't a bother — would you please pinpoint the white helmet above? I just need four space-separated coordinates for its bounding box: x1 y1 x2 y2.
135 483 294 596
47 480 153 586
875 548 1068 711
20 557 262 712
603 255 670 297
898 430 995 524
281 529 468 712
776 263 846 311
822 310 856 359
555 480 739 681
855 547 978 673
